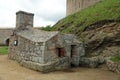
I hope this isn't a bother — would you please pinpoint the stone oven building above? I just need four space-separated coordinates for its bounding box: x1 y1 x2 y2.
8 11 85 72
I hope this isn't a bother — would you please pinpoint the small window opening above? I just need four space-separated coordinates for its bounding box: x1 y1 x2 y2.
14 40 18 46
57 48 65 57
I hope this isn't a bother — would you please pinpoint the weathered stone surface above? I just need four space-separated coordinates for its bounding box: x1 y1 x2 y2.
63 34 85 66
9 30 84 72
81 22 120 58
80 56 105 68
0 29 13 45
20 57 70 73
16 11 34 31
66 0 100 16
106 59 120 74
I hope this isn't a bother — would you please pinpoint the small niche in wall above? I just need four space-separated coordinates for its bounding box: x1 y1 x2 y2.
14 40 18 46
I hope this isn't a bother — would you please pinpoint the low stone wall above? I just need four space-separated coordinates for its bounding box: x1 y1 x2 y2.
80 56 105 68
80 56 120 74
106 60 120 74
20 57 70 73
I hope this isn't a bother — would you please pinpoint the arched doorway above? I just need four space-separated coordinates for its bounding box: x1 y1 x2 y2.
5 38 9 46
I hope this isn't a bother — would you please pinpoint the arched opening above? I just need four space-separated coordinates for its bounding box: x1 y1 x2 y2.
5 38 9 46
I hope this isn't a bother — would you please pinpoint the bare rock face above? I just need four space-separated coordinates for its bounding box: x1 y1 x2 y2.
81 22 120 58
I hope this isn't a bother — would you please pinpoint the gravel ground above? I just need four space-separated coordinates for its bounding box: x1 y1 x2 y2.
0 55 119 80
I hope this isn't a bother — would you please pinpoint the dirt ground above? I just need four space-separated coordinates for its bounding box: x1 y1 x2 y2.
0 55 119 80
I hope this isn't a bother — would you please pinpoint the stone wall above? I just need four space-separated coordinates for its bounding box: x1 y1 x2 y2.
70 44 85 66
20 57 70 73
0 29 13 45
80 56 105 68
66 0 100 16
44 33 66 63
63 34 85 66
106 60 120 74
9 35 44 64
16 11 34 30
9 33 70 72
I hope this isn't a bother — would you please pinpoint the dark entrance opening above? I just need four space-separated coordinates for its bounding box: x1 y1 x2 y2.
71 45 76 58
5 38 9 46
56 48 65 57
71 45 76 67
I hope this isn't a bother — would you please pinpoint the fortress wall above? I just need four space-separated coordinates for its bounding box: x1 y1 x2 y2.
0 29 13 45
83 0 99 8
67 0 74 16
0 27 39 45
66 0 100 16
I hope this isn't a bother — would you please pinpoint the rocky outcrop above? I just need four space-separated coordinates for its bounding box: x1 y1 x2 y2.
79 22 120 71
81 22 120 58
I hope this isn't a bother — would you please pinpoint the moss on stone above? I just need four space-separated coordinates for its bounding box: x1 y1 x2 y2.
110 54 120 62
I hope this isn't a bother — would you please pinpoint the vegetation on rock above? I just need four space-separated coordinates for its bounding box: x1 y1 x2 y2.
41 25 52 31
52 0 120 58
52 0 120 36
111 54 120 62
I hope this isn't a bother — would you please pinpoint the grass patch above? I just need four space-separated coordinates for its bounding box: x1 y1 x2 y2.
0 46 8 55
41 25 52 31
110 54 120 62
53 0 120 35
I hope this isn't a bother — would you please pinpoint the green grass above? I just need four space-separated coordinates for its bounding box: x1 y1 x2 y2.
111 54 120 62
41 25 52 31
52 0 120 35
0 46 8 55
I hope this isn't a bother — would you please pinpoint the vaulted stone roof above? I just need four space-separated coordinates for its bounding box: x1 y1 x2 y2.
17 27 59 42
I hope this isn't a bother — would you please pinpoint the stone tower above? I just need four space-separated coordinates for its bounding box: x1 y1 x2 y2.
66 0 99 16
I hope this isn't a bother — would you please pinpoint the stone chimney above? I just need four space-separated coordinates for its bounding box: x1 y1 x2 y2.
16 11 34 30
